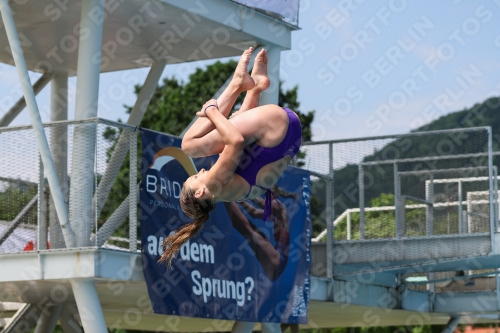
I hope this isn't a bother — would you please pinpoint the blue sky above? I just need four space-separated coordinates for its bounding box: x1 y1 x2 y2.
1 0 499 142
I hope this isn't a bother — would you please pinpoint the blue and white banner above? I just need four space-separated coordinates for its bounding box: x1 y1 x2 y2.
140 129 311 324
233 0 300 25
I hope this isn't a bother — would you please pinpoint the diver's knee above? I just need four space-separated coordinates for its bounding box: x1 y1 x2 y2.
181 140 195 157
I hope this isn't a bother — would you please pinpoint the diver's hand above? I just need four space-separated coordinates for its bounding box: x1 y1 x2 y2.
197 100 219 117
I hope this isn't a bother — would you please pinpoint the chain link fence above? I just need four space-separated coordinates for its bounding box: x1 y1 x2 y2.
308 127 496 277
1 120 496 282
0 118 138 254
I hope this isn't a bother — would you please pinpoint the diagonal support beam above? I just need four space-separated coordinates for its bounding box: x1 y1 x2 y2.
59 305 83 333
442 316 461 333
71 280 107 333
126 60 167 126
0 195 37 246
93 60 166 220
1 303 42 333
0 0 75 246
0 72 53 127
34 305 62 333
92 184 140 247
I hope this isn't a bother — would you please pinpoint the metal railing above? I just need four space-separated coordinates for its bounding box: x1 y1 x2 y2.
1 120 498 280
0 118 139 254
306 127 497 276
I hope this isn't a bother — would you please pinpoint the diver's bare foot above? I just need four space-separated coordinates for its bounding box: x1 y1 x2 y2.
251 49 270 92
232 47 255 92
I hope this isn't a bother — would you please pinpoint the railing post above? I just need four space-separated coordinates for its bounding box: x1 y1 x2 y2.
358 164 365 240
326 143 334 278
426 175 434 236
129 130 138 252
496 267 500 311
347 211 351 241
467 192 472 233
37 155 46 250
493 166 499 233
458 180 463 234
49 73 68 249
394 163 402 238
400 195 406 237
488 128 496 253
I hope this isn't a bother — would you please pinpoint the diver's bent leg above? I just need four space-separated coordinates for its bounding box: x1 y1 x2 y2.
184 104 287 157
182 82 243 156
231 48 269 117
238 90 261 114
182 48 254 155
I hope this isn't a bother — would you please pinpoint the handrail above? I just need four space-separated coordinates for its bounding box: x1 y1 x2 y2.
312 197 495 243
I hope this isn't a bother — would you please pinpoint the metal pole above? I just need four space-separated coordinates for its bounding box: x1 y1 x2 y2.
71 280 108 333
34 305 62 333
493 166 499 233
394 163 401 238
127 61 167 125
0 72 53 126
326 143 333 278
441 317 461 333
467 192 473 233
1 304 42 332
0 0 74 246
259 44 280 106
69 0 104 247
59 305 83 333
49 73 68 249
129 130 137 252
447 199 450 235
93 61 165 220
95 195 131 247
358 164 365 240
401 195 406 237
496 268 500 311
425 177 434 235
93 183 139 247
347 211 351 241
37 155 47 250
458 180 463 234
488 128 496 253
428 272 435 294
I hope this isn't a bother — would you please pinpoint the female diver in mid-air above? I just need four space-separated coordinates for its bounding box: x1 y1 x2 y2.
159 47 302 265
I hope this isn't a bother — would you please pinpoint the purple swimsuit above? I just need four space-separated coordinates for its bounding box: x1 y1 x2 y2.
235 107 302 221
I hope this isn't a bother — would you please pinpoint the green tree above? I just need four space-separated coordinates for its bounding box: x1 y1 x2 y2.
0 183 37 222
